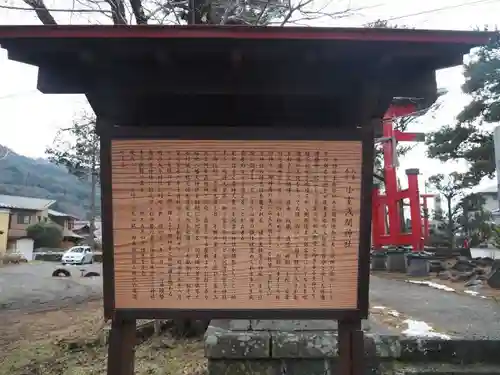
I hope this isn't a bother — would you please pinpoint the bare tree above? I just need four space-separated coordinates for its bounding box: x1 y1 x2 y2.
1 0 378 26
46 112 100 249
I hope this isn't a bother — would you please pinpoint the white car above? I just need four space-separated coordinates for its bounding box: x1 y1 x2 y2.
61 246 94 265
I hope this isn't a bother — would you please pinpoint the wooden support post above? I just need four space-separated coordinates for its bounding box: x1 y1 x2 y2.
107 318 137 375
338 319 364 375
154 320 162 336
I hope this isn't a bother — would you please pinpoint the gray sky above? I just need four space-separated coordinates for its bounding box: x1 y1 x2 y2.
0 0 499 191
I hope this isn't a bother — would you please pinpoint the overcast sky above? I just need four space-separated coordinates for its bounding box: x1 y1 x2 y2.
0 0 499 193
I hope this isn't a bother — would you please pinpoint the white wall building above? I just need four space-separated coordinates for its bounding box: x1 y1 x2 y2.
476 186 500 225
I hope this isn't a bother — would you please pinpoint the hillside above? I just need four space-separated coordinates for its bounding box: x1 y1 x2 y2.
0 145 100 218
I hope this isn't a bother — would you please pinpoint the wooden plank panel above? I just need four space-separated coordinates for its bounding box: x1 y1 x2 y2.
111 140 362 310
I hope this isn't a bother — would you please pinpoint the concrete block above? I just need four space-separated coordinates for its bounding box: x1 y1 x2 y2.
208 360 279 375
407 258 430 277
205 326 270 359
386 252 407 272
371 253 387 271
271 331 338 358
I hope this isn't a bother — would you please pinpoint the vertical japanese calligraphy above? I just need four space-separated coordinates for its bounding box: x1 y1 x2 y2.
111 140 362 310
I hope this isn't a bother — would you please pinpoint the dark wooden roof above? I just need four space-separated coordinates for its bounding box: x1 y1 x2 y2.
0 24 491 42
0 26 493 127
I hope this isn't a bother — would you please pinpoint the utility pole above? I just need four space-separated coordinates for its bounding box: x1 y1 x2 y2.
494 126 500 211
88 148 97 249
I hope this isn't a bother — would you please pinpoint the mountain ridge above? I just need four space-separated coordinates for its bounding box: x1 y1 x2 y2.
0 145 98 218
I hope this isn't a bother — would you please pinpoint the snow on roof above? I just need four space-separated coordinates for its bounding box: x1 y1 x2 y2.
0 194 55 211
48 209 79 219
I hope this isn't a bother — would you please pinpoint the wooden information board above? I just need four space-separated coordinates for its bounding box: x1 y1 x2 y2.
111 140 362 310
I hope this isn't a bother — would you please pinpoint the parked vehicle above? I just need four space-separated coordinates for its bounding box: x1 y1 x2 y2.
61 246 93 265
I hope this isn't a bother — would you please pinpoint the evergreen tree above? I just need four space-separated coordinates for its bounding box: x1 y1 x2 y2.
426 33 500 186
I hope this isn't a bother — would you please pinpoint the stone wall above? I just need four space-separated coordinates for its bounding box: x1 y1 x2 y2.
204 321 500 374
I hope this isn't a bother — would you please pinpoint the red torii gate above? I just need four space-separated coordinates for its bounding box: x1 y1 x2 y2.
372 100 434 252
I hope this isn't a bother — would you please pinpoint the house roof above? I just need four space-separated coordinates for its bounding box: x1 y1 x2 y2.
477 185 497 195
48 209 78 219
74 220 102 231
0 194 55 211
62 228 84 239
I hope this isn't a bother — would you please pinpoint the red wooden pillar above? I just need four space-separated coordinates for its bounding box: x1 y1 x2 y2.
372 184 383 249
382 116 401 244
406 168 423 252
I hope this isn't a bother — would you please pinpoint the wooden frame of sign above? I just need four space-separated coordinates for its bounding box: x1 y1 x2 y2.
0 23 492 375
100 124 374 375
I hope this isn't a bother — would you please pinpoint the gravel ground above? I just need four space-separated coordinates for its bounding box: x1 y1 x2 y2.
370 275 500 339
0 262 103 313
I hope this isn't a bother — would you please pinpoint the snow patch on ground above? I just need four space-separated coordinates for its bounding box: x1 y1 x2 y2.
405 280 455 292
464 290 479 296
372 305 399 316
464 290 488 299
371 306 451 338
402 319 451 340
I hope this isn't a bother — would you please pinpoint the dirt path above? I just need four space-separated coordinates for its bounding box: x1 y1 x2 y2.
370 275 500 339
0 262 102 313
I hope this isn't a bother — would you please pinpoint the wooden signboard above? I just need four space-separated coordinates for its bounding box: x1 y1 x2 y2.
108 129 367 317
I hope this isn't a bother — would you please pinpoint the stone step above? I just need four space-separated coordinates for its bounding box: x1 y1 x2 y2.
387 363 500 374
205 324 500 375
208 360 500 375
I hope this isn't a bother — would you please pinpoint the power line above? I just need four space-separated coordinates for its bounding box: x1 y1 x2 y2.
383 0 500 22
0 4 111 13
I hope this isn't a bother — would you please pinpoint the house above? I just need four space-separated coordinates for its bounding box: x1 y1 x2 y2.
467 186 500 226
0 194 55 258
428 187 500 230
48 209 84 249
0 194 83 255
0 208 10 255
476 186 499 213
74 218 102 247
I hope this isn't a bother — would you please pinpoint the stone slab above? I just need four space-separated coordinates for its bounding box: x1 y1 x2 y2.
379 363 500 374
208 359 500 375
205 325 500 363
205 325 271 359
213 319 371 331
272 331 338 358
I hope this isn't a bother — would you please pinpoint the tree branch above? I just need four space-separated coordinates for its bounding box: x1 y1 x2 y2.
22 0 58 24
129 0 148 23
104 0 127 24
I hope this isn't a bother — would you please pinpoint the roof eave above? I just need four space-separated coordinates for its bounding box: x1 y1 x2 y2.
0 25 494 44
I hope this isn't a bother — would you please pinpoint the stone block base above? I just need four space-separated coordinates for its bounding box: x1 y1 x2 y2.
386 252 407 273
407 258 430 277
208 360 500 375
371 254 387 271
209 359 368 375
204 322 500 375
